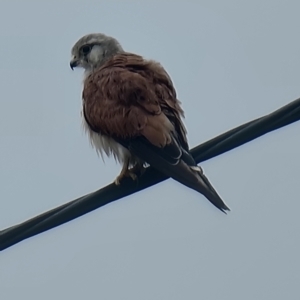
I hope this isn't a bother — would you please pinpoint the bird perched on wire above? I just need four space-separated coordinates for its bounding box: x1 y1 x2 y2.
70 33 230 213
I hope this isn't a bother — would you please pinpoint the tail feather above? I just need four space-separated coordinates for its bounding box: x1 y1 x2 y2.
170 161 230 213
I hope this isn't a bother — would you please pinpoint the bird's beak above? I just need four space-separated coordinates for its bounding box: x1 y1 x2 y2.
70 57 79 70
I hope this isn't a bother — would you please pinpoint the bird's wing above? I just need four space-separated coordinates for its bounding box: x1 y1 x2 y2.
83 53 230 212
83 53 188 150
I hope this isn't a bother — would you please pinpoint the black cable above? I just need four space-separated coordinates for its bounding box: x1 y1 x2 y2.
193 97 300 162
1 97 300 251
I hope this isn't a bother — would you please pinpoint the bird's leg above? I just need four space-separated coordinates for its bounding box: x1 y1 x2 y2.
129 161 146 176
114 158 138 185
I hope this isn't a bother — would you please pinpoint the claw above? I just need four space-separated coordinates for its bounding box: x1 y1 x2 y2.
114 159 146 186
114 169 138 185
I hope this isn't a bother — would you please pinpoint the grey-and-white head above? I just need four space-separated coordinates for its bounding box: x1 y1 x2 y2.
70 33 124 73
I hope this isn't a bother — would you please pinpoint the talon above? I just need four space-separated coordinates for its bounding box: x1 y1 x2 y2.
129 172 137 181
114 170 138 185
114 160 145 186
129 163 145 176
114 178 121 186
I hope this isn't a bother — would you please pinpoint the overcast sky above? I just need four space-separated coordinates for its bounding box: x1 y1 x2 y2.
1 1 300 299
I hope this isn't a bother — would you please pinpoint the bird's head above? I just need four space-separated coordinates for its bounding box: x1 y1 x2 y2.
70 33 124 72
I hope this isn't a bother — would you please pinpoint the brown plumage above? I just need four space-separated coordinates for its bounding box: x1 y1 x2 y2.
70 33 230 213
83 53 187 149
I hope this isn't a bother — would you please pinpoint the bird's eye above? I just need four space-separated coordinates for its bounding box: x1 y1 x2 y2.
81 45 91 55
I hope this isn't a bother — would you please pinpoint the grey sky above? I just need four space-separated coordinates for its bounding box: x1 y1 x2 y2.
1 0 300 299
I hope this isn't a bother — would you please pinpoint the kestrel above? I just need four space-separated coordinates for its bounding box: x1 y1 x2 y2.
70 33 230 213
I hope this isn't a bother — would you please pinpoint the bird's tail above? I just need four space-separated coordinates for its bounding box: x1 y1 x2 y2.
119 136 230 213
169 160 230 213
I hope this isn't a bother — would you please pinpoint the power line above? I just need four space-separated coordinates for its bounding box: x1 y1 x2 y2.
1 97 300 251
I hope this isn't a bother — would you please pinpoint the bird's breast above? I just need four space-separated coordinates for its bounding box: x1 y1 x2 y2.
81 110 130 163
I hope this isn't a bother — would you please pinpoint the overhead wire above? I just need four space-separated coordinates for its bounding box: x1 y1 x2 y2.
1 97 300 251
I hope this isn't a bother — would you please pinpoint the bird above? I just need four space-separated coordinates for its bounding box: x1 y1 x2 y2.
70 33 230 213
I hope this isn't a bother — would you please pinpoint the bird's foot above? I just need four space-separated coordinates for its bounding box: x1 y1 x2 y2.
114 169 138 186
129 163 146 176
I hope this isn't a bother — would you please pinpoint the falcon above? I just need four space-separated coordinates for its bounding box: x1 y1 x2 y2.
70 33 230 213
